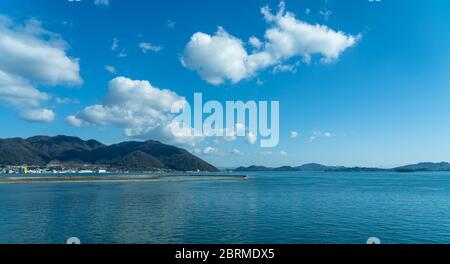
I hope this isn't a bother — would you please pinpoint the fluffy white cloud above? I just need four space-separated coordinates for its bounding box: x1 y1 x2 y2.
139 42 162 53
68 77 203 146
139 121 204 147
19 108 54 123
73 77 181 128
181 27 250 85
181 1 360 85
249 36 263 49
66 115 83 127
0 17 81 122
261 2 358 64
0 70 50 108
94 0 109 6
0 19 81 85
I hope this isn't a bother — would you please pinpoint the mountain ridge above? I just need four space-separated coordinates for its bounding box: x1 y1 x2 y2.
234 162 450 172
0 135 218 172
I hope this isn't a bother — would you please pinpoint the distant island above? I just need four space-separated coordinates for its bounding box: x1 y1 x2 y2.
234 162 450 173
0 135 218 173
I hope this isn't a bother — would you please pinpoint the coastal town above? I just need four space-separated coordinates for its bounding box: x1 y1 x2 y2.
0 164 110 175
0 162 200 175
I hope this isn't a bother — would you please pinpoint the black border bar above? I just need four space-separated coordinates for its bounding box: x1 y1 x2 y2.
0 245 448 263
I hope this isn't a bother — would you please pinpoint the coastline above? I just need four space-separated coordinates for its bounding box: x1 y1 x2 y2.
0 174 247 185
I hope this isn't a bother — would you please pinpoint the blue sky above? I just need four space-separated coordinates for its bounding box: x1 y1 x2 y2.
0 0 449 168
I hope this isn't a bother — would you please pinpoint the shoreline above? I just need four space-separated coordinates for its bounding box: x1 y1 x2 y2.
0 174 247 185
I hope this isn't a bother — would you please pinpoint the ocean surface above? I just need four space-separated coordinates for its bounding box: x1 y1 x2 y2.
1 171 450 244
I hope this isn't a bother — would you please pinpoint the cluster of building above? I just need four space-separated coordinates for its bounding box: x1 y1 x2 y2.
0 165 109 175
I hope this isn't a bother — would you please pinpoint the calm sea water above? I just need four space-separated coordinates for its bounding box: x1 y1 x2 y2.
1 171 450 244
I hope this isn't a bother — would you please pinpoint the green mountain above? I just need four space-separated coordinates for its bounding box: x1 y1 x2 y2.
0 135 218 172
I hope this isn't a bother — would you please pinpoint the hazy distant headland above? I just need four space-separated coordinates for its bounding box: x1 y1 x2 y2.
234 162 450 173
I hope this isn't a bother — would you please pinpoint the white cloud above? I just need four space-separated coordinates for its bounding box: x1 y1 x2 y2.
66 115 83 127
19 108 54 123
261 1 359 63
111 38 119 51
309 131 334 142
139 42 162 53
118 50 127 58
260 151 273 156
203 146 218 155
104 65 116 74
290 131 299 138
181 27 250 85
0 70 50 108
73 77 181 127
0 19 81 85
111 38 127 58
0 16 81 122
94 0 109 7
140 122 204 146
249 36 263 49
181 1 360 85
279 150 288 156
68 77 203 146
